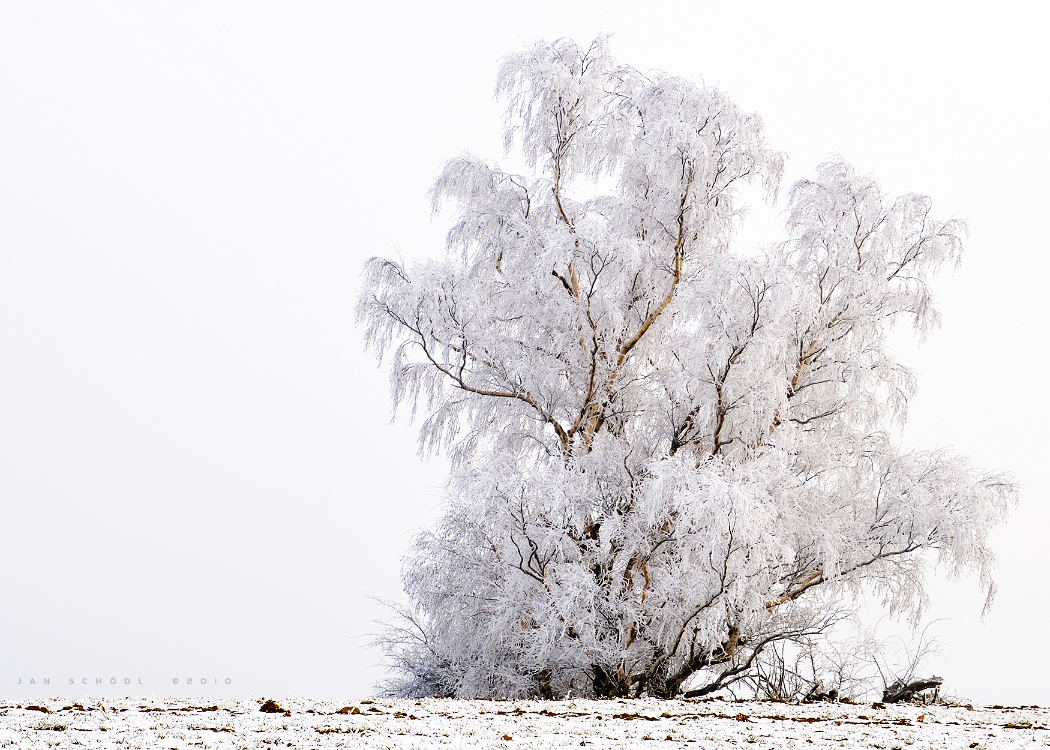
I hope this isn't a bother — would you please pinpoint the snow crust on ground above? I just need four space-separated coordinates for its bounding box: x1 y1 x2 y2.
1 696 1047 749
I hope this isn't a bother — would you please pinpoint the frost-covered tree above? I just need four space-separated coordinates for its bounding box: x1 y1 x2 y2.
358 37 1017 700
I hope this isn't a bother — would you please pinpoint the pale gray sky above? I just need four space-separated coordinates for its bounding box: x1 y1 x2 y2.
1 1 1046 704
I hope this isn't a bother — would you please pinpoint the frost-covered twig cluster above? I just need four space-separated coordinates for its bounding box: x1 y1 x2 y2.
358 36 1017 700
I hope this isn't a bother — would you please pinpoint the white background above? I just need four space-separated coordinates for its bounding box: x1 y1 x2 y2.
0 1 1046 704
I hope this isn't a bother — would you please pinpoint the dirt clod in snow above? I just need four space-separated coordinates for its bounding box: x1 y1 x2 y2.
258 699 286 714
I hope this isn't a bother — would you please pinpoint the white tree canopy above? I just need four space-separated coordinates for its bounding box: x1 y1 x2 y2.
359 36 1017 699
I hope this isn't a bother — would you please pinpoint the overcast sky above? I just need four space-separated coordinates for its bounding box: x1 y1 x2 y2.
1 1 1046 704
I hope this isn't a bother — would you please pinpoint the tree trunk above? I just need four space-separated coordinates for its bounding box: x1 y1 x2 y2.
882 676 943 703
536 669 554 700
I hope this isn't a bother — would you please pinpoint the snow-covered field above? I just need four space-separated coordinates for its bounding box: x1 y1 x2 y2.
1 696 1047 749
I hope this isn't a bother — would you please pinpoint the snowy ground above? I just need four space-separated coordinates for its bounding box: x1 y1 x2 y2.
1 696 1047 749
